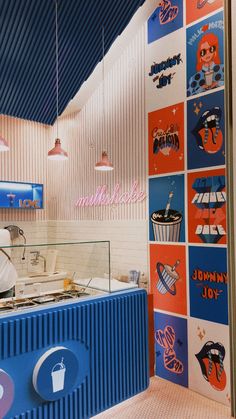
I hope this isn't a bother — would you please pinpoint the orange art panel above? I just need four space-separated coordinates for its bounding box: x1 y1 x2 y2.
148 103 184 176
150 243 187 315
188 168 226 244
186 0 223 26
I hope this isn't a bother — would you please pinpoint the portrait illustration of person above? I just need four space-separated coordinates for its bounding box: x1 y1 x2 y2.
197 33 220 86
187 14 224 97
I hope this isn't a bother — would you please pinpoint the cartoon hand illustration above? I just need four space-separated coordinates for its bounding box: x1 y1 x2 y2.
155 326 184 375
164 347 184 374
155 325 175 349
158 0 179 25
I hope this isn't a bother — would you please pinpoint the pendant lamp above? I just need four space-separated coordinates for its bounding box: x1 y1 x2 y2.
95 27 113 171
0 135 9 152
95 151 113 171
48 0 68 161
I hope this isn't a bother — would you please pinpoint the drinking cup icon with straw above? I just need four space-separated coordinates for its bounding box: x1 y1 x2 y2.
156 260 180 295
151 191 183 242
51 357 66 393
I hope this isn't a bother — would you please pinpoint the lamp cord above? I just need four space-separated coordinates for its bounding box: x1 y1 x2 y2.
102 26 105 150
55 0 59 138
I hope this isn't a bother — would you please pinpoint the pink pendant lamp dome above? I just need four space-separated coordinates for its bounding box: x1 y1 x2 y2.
95 151 113 171
95 27 113 172
0 135 9 152
48 138 68 160
48 1 68 161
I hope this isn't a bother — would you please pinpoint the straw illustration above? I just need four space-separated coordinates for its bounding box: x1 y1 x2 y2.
59 357 65 369
164 191 174 218
171 260 180 272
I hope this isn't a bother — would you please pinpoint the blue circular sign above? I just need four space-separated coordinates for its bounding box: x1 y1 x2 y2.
33 347 79 401
0 369 14 418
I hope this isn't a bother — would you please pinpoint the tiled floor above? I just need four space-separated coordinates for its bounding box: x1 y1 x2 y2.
95 377 232 418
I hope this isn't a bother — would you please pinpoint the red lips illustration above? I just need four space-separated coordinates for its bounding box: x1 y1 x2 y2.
195 341 226 391
192 107 223 154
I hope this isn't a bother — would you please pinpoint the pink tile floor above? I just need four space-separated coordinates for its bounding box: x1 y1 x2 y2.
94 377 232 419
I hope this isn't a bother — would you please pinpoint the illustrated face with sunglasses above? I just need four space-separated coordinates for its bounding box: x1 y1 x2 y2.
200 42 216 65
196 33 220 72
187 31 223 96
193 32 221 91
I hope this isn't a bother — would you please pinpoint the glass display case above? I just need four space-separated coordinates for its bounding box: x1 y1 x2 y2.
0 240 138 312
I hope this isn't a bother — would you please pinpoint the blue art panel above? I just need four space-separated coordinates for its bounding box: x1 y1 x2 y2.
149 174 185 242
0 181 43 209
154 311 188 387
187 90 225 170
186 11 224 97
148 0 183 44
189 246 228 325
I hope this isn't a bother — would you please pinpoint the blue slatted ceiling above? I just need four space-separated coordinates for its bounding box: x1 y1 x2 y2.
0 0 145 125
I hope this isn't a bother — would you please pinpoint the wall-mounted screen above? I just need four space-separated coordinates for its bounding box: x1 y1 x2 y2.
0 181 43 209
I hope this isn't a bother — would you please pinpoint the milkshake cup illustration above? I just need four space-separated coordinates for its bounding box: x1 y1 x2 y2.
51 358 66 393
151 191 182 242
204 69 214 87
156 260 180 295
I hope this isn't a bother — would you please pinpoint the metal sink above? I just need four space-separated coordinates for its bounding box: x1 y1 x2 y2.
32 292 74 304
53 293 74 301
32 295 56 304
0 299 37 311
0 304 14 312
12 299 37 309
32 291 89 305
0 290 90 313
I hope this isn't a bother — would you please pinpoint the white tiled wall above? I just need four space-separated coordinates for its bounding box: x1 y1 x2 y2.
0 220 148 284
48 220 148 279
0 20 148 286
47 25 146 222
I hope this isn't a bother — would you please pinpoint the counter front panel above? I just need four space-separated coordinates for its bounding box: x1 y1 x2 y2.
0 289 148 419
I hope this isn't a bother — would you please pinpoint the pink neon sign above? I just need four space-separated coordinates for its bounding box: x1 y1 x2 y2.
75 181 146 208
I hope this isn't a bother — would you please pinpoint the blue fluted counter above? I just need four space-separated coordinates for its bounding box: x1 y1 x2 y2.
0 288 149 419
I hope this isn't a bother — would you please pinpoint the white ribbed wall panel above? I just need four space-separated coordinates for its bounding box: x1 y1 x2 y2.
0 26 146 222
0 115 49 221
47 25 146 220
0 22 148 290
